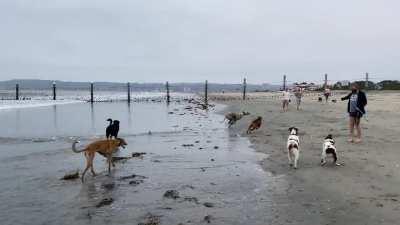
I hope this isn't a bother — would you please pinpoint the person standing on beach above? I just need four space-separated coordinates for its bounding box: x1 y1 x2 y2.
324 88 331 103
294 87 303 110
282 89 290 112
341 83 367 143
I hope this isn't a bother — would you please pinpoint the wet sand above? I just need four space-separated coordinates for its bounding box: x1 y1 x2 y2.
0 100 277 225
218 91 400 225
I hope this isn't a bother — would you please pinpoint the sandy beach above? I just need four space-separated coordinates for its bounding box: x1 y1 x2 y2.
216 91 400 225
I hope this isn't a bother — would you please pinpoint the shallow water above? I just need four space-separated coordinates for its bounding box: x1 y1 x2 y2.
0 101 193 138
0 101 274 225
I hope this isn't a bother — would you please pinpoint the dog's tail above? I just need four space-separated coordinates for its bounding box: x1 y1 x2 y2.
288 144 298 152
72 140 86 153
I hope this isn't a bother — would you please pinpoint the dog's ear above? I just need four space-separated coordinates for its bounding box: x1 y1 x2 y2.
326 134 333 139
288 127 294 132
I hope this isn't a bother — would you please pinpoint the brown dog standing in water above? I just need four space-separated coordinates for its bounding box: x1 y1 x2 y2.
247 116 262 134
72 138 128 182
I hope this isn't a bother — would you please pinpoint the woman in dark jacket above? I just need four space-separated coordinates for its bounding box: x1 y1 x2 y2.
341 83 367 143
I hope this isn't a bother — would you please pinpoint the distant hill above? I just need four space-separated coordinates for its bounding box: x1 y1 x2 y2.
0 79 280 92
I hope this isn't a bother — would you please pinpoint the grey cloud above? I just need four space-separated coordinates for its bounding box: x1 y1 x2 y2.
0 0 399 84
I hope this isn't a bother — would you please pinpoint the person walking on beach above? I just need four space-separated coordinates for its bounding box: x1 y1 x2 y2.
282 89 290 112
324 88 331 103
341 83 367 143
294 87 303 110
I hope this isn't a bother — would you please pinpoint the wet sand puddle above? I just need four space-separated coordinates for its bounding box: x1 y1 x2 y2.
0 102 274 225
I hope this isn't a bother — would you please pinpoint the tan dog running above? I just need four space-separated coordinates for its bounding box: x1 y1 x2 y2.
224 111 250 127
72 138 128 182
247 116 262 134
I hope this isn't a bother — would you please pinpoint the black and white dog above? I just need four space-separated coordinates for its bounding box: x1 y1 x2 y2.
321 134 340 166
106 118 120 139
287 127 300 169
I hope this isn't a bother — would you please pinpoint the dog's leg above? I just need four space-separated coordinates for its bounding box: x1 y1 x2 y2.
88 152 96 177
321 150 327 166
107 154 112 174
287 149 293 167
248 126 255 134
293 149 299 169
332 151 337 163
332 151 341 166
81 152 91 183
91 167 96 176
246 127 251 134
81 166 89 183
90 154 96 176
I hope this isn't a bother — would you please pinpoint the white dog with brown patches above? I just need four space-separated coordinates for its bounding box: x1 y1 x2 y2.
287 127 300 169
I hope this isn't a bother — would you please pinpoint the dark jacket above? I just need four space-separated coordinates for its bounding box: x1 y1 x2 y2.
341 90 367 114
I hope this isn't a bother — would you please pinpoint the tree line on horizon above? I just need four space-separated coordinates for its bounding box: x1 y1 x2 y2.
331 80 400 90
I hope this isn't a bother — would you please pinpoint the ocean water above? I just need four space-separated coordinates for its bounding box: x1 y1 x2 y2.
0 90 190 110
0 98 273 225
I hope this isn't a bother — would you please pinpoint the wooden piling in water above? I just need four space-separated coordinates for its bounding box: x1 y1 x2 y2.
127 82 131 103
243 78 247 100
52 82 56 100
204 80 208 107
90 83 94 103
16 83 19 100
283 75 287 90
166 81 170 104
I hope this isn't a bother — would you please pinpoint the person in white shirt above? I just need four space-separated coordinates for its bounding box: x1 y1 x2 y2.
282 89 290 112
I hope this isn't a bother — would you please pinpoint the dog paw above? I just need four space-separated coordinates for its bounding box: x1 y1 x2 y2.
335 163 341 166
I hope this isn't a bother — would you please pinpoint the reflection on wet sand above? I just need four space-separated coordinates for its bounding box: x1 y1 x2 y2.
53 105 58 131
90 103 95 134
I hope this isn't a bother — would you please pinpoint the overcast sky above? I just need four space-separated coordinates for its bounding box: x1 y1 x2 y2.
1 0 399 84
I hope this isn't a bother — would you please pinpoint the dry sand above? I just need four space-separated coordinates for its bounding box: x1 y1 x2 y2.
216 91 400 225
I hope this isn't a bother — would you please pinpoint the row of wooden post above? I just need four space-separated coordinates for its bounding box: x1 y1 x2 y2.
13 79 249 103
199 78 247 107
12 72 374 102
